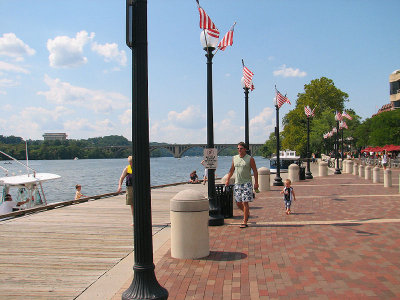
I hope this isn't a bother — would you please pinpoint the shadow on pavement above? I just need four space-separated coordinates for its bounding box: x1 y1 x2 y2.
201 251 247 261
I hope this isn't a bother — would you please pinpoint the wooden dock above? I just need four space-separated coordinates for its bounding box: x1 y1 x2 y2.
0 183 208 299
0 163 340 299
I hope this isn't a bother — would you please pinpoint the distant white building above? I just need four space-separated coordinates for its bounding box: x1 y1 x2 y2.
389 69 400 109
43 133 68 141
374 70 400 117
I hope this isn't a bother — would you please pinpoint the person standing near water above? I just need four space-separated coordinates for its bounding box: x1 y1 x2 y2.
225 142 259 228
117 156 134 222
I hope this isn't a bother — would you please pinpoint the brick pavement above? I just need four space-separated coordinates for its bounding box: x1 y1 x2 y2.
115 169 400 299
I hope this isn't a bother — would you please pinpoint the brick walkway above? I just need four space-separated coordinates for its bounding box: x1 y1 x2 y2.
116 169 400 299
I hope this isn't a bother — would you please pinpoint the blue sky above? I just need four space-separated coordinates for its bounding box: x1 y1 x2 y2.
0 0 399 143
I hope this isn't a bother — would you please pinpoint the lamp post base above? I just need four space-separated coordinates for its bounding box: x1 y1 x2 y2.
334 168 341 174
273 176 284 186
122 264 168 300
305 171 313 179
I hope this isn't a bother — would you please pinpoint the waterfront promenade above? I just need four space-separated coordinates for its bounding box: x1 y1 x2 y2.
0 164 399 299
113 166 400 299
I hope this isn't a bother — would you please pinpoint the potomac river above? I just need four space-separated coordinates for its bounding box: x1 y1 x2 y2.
2 156 269 204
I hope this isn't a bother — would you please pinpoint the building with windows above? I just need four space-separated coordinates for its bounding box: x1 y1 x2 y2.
373 70 400 117
43 133 68 141
389 69 400 109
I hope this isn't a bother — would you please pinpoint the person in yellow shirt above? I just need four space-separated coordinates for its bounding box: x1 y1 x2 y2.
74 184 86 200
117 156 133 223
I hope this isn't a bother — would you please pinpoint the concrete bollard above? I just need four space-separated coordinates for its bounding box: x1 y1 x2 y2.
319 161 328 177
359 164 365 178
384 169 392 188
258 167 270 191
353 163 359 175
170 190 209 259
373 166 380 183
342 160 347 173
365 166 372 180
288 163 299 182
339 158 343 170
347 160 353 175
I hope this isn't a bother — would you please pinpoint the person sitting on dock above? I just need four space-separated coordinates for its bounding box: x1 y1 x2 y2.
189 170 199 184
74 184 86 200
117 156 134 223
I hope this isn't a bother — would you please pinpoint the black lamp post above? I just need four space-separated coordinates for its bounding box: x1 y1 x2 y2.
200 30 224 226
334 116 341 174
340 122 344 159
123 1 168 299
273 100 283 186
305 115 313 179
241 77 250 155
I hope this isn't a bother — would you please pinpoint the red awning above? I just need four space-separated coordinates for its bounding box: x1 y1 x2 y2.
383 145 400 151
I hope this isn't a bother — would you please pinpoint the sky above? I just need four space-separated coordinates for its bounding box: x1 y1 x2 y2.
0 0 399 144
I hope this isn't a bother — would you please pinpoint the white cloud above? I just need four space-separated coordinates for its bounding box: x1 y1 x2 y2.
47 30 94 68
249 107 275 142
149 105 206 143
149 106 273 144
1 106 71 139
0 33 36 61
0 61 29 74
119 109 132 125
37 75 129 113
273 64 307 78
91 42 127 66
168 105 205 129
64 118 116 138
0 78 19 88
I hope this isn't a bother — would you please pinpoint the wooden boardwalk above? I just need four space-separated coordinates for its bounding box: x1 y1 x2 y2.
0 183 208 299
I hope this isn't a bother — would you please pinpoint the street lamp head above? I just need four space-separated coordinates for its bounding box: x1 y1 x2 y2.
241 77 247 89
200 30 218 51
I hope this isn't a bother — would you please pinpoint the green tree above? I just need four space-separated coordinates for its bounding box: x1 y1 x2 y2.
281 77 350 156
355 110 400 147
260 132 278 157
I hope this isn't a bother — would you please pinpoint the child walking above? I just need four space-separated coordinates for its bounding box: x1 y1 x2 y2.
280 179 296 215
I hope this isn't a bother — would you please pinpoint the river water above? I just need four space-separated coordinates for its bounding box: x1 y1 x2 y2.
1 156 269 204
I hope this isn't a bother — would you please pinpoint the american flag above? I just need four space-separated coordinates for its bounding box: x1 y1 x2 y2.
335 111 343 121
275 87 291 108
304 105 315 117
197 1 220 38
242 62 254 90
342 111 353 120
340 121 348 129
218 22 236 51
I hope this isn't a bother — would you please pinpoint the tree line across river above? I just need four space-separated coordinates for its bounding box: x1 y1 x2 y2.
0 135 245 160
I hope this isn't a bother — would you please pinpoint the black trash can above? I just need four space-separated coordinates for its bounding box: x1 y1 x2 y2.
215 184 234 218
299 166 306 180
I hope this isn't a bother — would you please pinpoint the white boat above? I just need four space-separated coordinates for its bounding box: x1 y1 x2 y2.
270 150 300 173
0 151 61 216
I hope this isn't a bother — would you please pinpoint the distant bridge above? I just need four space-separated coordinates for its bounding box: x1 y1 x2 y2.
96 144 263 158
150 144 263 158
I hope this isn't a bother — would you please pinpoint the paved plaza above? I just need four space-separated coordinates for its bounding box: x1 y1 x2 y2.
115 168 400 299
